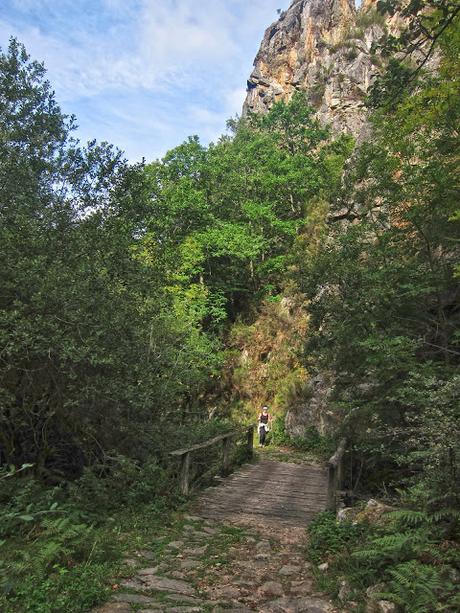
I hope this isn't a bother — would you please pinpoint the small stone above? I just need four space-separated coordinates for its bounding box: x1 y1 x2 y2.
119 578 145 591
279 564 301 576
164 595 203 605
256 540 272 553
202 526 217 535
168 540 185 549
140 575 195 596
317 562 329 571
138 566 160 576
191 530 210 539
137 550 156 560
376 602 397 613
262 596 332 612
220 585 241 599
180 559 200 570
113 593 158 605
166 608 202 613
93 603 132 613
338 578 351 602
289 580 313 596
258 581 284 598
170 570 187 579
184 545 207 556
184 515 203 522
123 557 138 569
255 553 270 560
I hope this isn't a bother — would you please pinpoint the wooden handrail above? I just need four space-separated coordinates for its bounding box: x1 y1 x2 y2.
327 438 347 512
170 426 254 496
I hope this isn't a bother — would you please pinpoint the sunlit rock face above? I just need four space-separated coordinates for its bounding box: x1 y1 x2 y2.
244 0 397 138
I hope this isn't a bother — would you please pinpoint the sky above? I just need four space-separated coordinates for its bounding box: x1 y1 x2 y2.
0 0 291 162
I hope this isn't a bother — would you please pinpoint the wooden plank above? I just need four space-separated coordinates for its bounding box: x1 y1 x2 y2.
206 484 328 496
170 431 238 456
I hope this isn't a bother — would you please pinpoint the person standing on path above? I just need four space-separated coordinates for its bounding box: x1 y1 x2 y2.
258 406 272 447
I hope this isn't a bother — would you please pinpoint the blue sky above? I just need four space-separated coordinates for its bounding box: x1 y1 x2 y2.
0 0 290 161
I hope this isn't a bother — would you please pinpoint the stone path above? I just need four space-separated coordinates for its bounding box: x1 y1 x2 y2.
94 514 338 613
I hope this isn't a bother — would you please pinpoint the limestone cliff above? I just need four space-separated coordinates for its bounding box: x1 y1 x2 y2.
244 0 401 138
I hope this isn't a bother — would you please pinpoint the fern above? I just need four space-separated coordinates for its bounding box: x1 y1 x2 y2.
380 561 448 613
388 509 429 527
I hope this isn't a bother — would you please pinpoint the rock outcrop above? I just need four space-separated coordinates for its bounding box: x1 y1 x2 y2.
244 0 401 139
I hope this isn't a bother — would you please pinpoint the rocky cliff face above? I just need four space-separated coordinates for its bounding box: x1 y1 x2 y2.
244 0 400 139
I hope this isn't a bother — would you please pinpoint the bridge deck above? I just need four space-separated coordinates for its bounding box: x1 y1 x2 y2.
194 459 329 527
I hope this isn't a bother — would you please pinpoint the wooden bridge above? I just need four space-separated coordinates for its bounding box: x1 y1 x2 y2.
171 428 346 528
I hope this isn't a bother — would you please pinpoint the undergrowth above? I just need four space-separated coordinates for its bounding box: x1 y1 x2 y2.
308 508 460 612
270 416 335 460
0 418 246 613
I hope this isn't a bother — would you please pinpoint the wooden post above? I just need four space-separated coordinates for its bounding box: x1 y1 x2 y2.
222 435 231 475
246 426 254 457
327 464 337 511
180 451 191 496
326 438 346 512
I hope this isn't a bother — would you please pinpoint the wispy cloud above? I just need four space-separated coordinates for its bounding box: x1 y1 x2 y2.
0 0 290 160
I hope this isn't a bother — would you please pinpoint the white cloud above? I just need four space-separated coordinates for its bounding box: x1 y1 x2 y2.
0 0 291 159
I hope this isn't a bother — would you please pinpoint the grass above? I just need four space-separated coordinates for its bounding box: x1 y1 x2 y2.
0 499 198 613
256 443 320 464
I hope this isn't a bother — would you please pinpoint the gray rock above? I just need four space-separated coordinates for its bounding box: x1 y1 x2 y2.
191 530 210 539
164 594 204 605
258 581 284 598
138 566 161 576
119 578 146 591
137 549 157 560
219 584 241 599
139 575 195 596
376 602 397 613
365 600 397 613
184 515 203 522
93 603 133 613
338 578 351 602
170 570 187 579
279 565 301 576
261 596 332 612
289 580 313 596
113 593 158 605
123 557 139 569
165 608 202 613
168 540 185 549
180 559 201 570
202 526 217 535
317 562 329 572
184 545 207 556
256 540 272 553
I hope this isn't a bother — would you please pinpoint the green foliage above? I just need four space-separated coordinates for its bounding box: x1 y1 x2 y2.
309 507 460 611
308 512 366 564
270 417 335 458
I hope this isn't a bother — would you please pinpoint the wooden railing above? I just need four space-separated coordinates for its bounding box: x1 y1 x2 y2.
327 438 347 512
170 426 254 496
